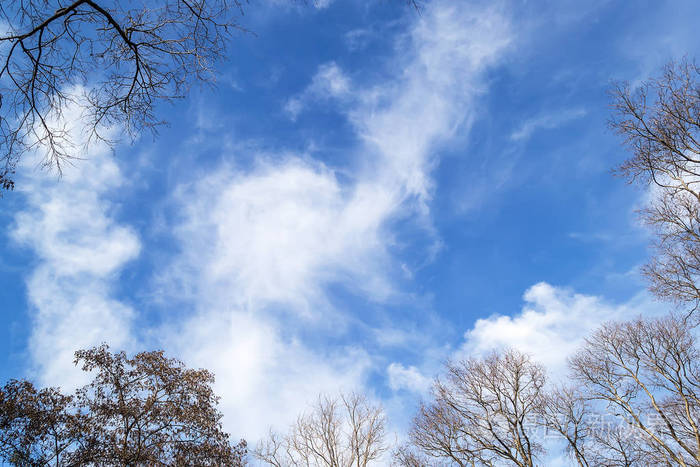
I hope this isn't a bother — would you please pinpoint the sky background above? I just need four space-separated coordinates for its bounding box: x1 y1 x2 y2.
1 0 700 458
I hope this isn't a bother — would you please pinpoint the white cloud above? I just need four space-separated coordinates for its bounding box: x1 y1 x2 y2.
167 309 372 439
313 0 334 9
382 280 660 397
353 2 512 207
11 100 139 390
510 108 587 141
167 0 513 319
460 282 661 376
344 28 373 52
25 272 135 388
167 158 395 314
6 0 514 447
284 62 352 120
387 362 432 395
446 282 667 464
162 157 394 440
162 0 514 442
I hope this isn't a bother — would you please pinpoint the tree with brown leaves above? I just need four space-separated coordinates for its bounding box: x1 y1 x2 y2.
254 392 387 467
0 344 246 466
610 59 700 316
0 379 82 465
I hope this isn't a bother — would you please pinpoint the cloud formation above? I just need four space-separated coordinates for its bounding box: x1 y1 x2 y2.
460 282 661 376
11 103 139 389
167 158 394 314
387 362 432 395
4 0 521 446
510 108 587 141
161 0 513 440
383 281 664 409
285 62 352 120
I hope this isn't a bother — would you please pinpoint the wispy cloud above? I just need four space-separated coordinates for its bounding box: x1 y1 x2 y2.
312 0 334 9
354 2 512 208
161 0 513 440
344 27 373 52
510 108 586 141
166 308 372 438
165 157 396 314
11 99 139 389
9 0 515 445
284 62 352 120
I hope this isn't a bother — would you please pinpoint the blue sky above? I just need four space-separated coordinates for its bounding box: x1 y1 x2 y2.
1 0 700 451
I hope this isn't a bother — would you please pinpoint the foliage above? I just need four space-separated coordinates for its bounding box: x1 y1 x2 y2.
0 344 246 466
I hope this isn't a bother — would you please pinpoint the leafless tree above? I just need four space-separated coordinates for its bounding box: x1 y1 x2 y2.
397 313 700 467
536 385 591 467
610 59 700 316
569 313 700 466
255 392 387 467
392 445 433 467
536 384 652 467
397 350 546 467
0 0 246 192
0 344 247 466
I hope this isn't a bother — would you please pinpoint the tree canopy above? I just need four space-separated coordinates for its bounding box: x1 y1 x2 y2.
0 344 246 466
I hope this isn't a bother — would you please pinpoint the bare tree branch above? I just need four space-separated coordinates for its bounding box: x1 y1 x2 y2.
0 0 247 192
569 314 700 466
255 391 387 467
398 350 545 467
610 58 700 317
